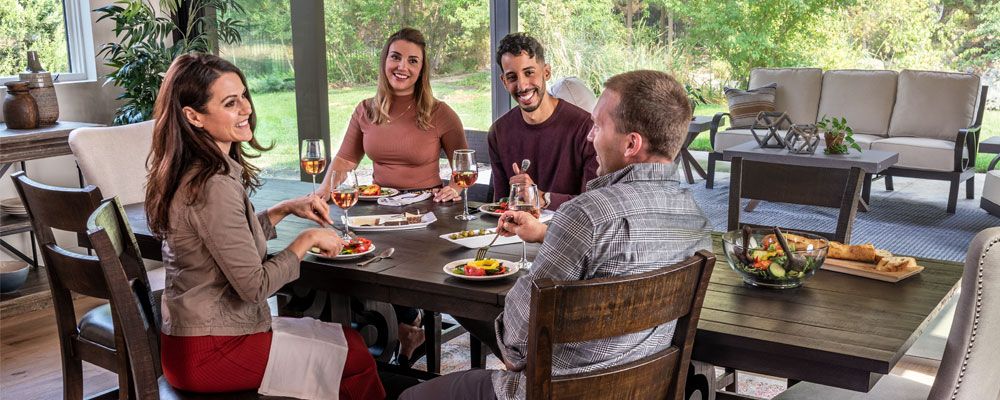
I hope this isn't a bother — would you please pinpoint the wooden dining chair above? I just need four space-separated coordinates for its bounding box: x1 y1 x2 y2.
525 250 716 400
85 197 293 400
10 171 136 400
774 226 1000 400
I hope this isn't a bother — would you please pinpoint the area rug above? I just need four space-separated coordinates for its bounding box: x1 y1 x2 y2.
683 173 999 262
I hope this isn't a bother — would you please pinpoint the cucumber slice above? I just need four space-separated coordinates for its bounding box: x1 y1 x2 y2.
768 262 786 278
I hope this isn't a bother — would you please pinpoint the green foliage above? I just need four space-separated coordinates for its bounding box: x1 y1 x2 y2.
817 115 861 154
247 73 295 93
0 0 68 75
95 0 246 125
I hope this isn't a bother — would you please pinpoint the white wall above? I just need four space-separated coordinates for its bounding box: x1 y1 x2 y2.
0 0 128 261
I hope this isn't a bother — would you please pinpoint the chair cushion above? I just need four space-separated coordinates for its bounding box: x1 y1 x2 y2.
725 83 777 128
871 137 968 172
888 69 980 141
68 120 155 205
850 133 882 150
713 129 788 152
158 376 282 399
773 374 930 400
750 68 823 126
984 170 1000 203
549 76 597 113
77 303 115 349
818 70 898 136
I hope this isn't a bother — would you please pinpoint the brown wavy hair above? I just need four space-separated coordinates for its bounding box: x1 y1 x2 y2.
145 53 270 237
367 28 436 130
604 70 692 160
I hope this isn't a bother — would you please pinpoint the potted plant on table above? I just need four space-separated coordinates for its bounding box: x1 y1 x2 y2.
817 115 861 155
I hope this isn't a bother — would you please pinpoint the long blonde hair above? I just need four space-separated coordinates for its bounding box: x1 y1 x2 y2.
368 28 436 130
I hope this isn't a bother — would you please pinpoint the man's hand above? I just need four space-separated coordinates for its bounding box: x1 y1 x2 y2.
496 210 547 243
508 162 535 188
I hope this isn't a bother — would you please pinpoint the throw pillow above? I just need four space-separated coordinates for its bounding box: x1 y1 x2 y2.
725 83 777 128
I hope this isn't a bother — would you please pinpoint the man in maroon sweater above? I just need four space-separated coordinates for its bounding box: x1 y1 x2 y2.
489 33 599 211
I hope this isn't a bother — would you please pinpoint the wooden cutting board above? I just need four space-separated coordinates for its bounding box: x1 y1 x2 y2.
821 258 924 282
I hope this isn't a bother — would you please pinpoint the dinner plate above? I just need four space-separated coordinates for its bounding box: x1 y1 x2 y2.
308 245 376 260
438 229 523 249
358 187 401 201
443 258 520 281
347 213 437 231
478 203 555 222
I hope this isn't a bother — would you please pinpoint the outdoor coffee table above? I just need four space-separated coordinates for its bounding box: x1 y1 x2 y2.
981 136 1000 170
722 142 899 243
679 116 714 184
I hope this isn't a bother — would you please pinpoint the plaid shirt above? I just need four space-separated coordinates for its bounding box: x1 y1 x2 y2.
492 162 712 400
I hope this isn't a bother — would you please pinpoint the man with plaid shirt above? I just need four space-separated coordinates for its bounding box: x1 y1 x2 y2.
400 70 712 400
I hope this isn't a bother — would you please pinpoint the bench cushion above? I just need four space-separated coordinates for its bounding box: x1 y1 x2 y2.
713 129 788 152
871 137 968 172
750 68 823 126
818 70 897 136
850 133 882 150
888 69 980 140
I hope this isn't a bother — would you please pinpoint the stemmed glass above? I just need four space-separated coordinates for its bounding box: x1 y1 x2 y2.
510 183 540 269
451 149 478 221
300 139 327 193
331 170 359 240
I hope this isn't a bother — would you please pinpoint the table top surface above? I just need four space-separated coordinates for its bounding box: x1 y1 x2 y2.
723 141 900 173
126 178 961 391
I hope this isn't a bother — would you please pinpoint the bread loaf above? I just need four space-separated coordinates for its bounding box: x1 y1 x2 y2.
876 256 917 272
828 242 878 262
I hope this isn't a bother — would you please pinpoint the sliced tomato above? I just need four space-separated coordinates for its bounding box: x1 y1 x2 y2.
464 265 486 276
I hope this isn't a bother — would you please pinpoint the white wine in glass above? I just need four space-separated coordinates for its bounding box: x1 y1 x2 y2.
300 139 326 193
452 149 478 221
332 170 359 240
510 183 540 269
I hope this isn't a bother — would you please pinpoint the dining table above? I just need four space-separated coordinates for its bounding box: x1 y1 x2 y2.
125 178 963 396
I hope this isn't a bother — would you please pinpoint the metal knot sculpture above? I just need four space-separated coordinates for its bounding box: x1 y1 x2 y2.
750 112 793 149
785 123 821 154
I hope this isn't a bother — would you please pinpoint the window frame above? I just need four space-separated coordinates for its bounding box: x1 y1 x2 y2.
0 0 96 85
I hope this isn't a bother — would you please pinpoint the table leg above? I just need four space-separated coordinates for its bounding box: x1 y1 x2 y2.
743 200 760 212
681 150 696 184
424 311 442 374
990 154 1000 171
834 168 864 244
727 157 743 233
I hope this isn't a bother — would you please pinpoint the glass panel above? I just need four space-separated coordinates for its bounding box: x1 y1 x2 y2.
324 0 492 179
221 0 299 179
0 0 69 76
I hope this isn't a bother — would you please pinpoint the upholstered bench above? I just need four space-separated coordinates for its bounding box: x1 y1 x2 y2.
706 68 988 213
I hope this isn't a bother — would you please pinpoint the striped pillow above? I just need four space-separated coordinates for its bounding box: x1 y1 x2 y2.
725 83 778 128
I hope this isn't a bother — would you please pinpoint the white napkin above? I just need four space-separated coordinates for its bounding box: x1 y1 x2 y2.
258 317 348 400
377 191 432 206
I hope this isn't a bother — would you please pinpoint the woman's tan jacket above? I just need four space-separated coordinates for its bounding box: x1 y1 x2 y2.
160 159 298 336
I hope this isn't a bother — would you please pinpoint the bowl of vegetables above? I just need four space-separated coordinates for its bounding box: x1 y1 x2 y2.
722 227 828 289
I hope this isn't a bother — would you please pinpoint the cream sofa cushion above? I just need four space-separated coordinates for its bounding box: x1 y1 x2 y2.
749 68 823 126
888 70 980 141
818 70 897 136
983 171 1000 208
871 137 968 172
850 133 882 150
68 120 155 205
713 129 788 152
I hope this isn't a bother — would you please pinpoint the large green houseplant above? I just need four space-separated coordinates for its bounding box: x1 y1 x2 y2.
95 0 245 125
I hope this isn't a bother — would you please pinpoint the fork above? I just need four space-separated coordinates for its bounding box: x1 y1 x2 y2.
475 229 502 261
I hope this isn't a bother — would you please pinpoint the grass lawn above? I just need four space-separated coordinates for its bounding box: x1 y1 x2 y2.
250 84 998 179
689 104 999 173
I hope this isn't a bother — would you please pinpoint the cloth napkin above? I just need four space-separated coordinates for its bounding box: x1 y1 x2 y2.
258 317 348 400
377 191 432 206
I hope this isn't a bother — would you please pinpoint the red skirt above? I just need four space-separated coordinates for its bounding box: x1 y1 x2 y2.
161 326 385 399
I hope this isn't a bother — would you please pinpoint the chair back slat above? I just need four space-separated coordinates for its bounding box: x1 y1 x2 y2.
526 250 716 400
11 171 102 245
88 198 162 399
42 244 111 299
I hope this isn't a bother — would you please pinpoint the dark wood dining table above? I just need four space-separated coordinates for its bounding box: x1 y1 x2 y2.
125 178 963 394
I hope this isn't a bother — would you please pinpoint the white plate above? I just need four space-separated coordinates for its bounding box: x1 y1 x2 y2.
0 198 23 208
308 245 376 260
347 212 437 231
478 204 555 222
358 187 401 201
443 258 520 281
439 229 523 249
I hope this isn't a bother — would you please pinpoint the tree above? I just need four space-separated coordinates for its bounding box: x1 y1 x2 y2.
0 0 68 75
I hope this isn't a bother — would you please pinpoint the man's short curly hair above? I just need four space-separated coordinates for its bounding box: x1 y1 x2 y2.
496 32 545 70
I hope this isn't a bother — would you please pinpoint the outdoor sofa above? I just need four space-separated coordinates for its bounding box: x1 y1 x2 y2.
705 67 988 213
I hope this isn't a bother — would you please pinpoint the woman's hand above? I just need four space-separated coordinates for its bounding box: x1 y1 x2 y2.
497 210 547 243
432 183 463 202
270 194 334 227
288 228 345 259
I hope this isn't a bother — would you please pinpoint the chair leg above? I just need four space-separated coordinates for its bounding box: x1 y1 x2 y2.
884 175 894 191
706 154 717 189
948 179 959 214
62 356 84 400
967 177 975 199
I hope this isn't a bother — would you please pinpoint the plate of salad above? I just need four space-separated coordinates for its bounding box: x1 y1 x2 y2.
309 237 375 260
443 258 520 281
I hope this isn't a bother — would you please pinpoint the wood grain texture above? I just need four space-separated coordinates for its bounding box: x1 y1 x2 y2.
0 122 101 164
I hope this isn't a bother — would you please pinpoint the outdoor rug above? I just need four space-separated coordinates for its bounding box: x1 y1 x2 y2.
683 173 999 262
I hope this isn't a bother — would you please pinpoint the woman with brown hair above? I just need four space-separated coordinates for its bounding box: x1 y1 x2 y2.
146 53 384 398
317 27 468 364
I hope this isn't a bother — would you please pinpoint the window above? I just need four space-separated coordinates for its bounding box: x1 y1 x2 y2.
0 0 95 83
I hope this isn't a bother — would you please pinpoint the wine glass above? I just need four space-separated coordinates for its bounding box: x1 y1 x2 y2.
510 183 540 269
331 170 359 240
300 139 326 194
451 149 478 221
